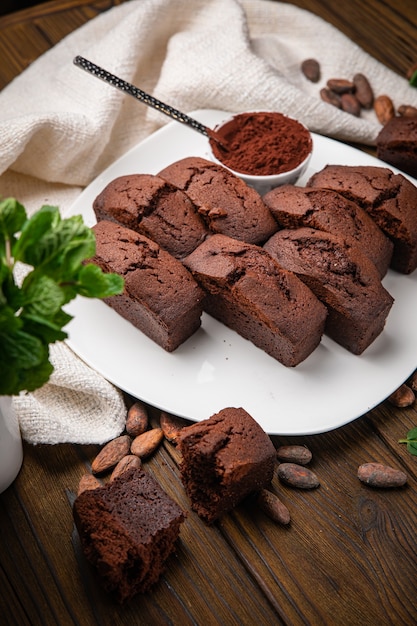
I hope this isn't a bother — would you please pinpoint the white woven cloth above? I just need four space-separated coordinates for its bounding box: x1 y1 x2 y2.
2 0 416 444
15 343 127 445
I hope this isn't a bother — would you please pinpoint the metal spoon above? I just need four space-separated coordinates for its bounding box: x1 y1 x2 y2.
73 55 228 149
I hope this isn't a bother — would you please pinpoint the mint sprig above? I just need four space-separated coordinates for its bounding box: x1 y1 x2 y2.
0 198 124 396
398 427 417 456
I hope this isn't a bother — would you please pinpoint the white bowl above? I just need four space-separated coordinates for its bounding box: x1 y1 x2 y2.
208 111 313 195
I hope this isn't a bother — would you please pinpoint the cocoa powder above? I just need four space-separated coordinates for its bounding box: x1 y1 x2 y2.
209 112 312 176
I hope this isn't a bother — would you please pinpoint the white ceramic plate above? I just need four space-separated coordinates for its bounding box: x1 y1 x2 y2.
65 109 417 435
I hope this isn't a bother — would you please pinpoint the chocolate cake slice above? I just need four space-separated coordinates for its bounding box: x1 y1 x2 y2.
90 220 204 351
93 173 209 259
263 184 393 277
158 156 278 244
307 164 417 273
376 115 417 179
73 467 185 603
183 234 327 367
178 407 276 524
264 227 394 354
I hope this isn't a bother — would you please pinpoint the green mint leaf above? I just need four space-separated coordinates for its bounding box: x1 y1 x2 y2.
2 357 54 395
407 441 417 456
58 222 96 279
12 205 57 263
406 426 417 440
0 305 22 334
21 273 65 317
0 367 20 397
50 307 73 329
0 258 11 286
20 313 69 344
0 197 27 240
398 426 417 456
13 208 96 280
0 267 22 310
0 328 44 369
77 263 125 298
0 328 53 395
0 198 26 272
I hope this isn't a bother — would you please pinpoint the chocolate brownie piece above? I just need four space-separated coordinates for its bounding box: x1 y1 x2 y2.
264 227 394 354
73 468 185 602
158 156 278 244
93 173 209 259
183 234 327 367
376 116 417 179
263 184 393 277
177 407 276 524
307 164 417 273
90 220 204 351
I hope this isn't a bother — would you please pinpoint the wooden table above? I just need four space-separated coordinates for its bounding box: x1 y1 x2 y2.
1 2 416 625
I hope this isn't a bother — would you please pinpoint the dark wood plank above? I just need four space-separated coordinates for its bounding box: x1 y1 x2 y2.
218 413 416 626
1 433 284 625
284 0 417 75
0 0 127 88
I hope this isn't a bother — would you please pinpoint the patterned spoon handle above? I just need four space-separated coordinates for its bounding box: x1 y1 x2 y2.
73 55 212 139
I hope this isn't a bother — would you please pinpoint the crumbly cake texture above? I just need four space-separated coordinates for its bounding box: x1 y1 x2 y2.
177 407 276 524
73 467 186 603
264 227 394 355
183 234 327 367
376 116 417 179
158 156 278 244
90 220 204 351
263 184 393 278
307 164 417 273
92 173 209 259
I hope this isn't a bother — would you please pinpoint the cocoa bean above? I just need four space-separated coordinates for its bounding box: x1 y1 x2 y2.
398 104 417 118
110 454 142 481
301 58 321 83
277 463 320 489
320 87 342 109
353 73 374 109
160 411 189 443
257 489 291 525
387 384 415 408
357 463 407 488
276 445 312 466
126 401 149 437
131 427 164 458
77 473 102 495
91 435 131 474
326 78 354 94
341 92 361 116
374 95 395 125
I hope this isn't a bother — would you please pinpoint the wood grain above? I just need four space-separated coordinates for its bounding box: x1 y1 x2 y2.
0 2 416 625
0 0 126 88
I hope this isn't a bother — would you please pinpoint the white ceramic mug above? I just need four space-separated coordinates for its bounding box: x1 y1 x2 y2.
0 396 23 493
